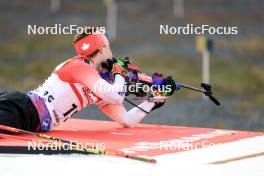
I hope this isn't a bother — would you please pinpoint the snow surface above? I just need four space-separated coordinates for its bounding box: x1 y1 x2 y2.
0 135 264 176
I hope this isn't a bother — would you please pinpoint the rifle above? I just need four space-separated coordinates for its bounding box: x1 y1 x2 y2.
101 57 220 106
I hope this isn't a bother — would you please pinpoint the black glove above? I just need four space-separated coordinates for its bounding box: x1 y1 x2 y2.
151 101 165 111
163 76 177 96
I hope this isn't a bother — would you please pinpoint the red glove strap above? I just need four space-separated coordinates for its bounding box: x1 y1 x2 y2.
112 64 127 77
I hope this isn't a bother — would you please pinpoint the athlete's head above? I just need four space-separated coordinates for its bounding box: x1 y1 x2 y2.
73 27 112 71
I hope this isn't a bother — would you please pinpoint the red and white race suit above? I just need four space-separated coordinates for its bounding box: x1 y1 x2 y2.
30 56 154 130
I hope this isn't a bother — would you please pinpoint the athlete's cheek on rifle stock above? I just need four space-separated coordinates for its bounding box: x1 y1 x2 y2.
101 45 113 62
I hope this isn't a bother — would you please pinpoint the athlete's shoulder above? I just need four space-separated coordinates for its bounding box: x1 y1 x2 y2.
62 55 90 66
54 56 99 83
54 56 92 72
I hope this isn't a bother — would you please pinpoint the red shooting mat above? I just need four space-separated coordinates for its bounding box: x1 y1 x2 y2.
0 119 263 156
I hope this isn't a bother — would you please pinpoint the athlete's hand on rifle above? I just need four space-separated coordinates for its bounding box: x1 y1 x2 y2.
148 73 179 111
151 73 180 96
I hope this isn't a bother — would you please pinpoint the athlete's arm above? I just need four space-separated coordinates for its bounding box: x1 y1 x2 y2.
58 58 125 104
96 101 155 128
91 74 125 104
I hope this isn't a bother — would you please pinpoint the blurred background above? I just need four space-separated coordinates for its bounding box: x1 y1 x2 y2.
0 0 263 131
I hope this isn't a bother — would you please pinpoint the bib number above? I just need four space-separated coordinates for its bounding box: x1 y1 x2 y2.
63 103 78 117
